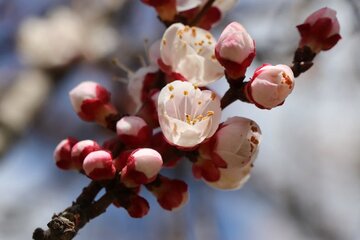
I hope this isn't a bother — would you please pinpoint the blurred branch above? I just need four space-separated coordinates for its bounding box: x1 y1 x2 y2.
346 0 360 32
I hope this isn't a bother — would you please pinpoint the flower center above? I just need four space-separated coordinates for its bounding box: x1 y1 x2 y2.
166 84 217 126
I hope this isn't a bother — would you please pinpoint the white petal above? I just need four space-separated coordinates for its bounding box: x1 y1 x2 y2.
205 163 252 190
127 65 159 113
160 24 224 86
176 0 202 12
158 81 221 148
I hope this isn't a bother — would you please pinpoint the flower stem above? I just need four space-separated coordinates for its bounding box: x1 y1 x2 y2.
221 88 238 109
221 81 250 109
291 46 316 77
190 0 216 26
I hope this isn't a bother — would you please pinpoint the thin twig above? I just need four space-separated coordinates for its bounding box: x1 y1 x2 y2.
190 0 216 26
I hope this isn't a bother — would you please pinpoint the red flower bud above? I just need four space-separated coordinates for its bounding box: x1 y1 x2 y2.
119 148 163 187
116 116 151 146
69 81 117 126
215 22 255 80
146 175 188 211
297 7 341 53
83 150 116 180
124 195 150 218
53 138 78 170
71 140 101 170
112 186 149 218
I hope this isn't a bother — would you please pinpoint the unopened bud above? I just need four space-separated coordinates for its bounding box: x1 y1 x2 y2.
297 7 341 53
146 175 188 211
69 81 117 126
119 148 163 187
116 116 151 146
215 22 255 80
124 195 150 218
245 64 295 109
71 140 100 170
83 150 116 180
54 138 78 170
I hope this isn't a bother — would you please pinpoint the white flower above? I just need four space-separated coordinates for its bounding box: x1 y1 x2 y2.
157 80 221 148
160 23 224 86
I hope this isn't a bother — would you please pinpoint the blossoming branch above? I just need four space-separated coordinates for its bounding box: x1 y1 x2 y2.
33 2 341 240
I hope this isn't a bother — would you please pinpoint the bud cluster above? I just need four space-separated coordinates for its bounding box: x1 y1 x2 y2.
52 2 341 222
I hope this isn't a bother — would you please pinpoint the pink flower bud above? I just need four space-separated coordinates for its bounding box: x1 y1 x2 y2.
146 175 188 211
83 150 116 180
245 64 295 109
297 7 341 53
194 117 261 183
215 22 255 79
71 140 101 170
53 138 78 170
116 116 151 146
119 148 163 187
69 81 117 125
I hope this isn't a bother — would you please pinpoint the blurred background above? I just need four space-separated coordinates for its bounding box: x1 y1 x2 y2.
0 0 359 239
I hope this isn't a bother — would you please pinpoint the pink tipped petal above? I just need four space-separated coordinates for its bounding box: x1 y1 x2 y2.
297 7 341 52
116 116 151 146
247 64 295 109
71 140 101 170
120 148 163 187
83 150 116 180
54 138 78 170
215 22 255 79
